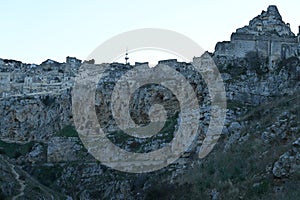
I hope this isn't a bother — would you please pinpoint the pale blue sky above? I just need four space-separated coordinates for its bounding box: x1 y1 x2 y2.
0 0 299 64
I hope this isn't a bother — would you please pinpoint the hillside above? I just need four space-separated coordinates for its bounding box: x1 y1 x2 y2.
0 5 300 200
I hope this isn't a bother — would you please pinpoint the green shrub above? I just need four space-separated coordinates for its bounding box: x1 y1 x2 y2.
31 165 63 187
0 140 35 158
55 125 78 137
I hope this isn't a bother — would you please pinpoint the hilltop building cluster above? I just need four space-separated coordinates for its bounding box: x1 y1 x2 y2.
214 5 300 68
0 57 81 98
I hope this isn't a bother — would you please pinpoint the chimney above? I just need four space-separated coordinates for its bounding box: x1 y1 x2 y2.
298 26 300 35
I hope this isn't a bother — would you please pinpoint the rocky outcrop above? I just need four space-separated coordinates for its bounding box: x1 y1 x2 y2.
47 137 83 162
214 55 300 105
236 5 294 37
0 90 72 142
273 138 300 178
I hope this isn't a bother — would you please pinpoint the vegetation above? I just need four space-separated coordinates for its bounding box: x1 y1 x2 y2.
145 92 300 199
0 140 35 159
145 133 296 199
55 125 78 137
30 165 64 188
223 63 247 81
107 112 179 153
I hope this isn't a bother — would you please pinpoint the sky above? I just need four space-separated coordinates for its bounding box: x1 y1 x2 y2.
0 0 299 64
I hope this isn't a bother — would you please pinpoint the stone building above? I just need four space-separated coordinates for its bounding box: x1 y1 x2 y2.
0 56 81 98
214 5 300 66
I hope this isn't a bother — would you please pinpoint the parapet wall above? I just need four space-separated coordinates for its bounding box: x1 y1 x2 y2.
231 33 298 43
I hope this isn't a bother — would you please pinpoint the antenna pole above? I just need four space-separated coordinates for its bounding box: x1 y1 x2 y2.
125 48 129 64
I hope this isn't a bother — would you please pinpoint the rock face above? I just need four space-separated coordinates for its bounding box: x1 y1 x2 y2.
213 52 300 105
93 61 210 154
0 91 72 142
0 4 300 200
273 138 300 178
47 137 83 162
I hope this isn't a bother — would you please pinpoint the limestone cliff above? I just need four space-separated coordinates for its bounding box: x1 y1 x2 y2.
0 5 300 200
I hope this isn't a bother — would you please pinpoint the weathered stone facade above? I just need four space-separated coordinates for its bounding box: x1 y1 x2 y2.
0 57 81 98
214 5 300 67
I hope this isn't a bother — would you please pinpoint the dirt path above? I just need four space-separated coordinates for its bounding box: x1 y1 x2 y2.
9 163 25 200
